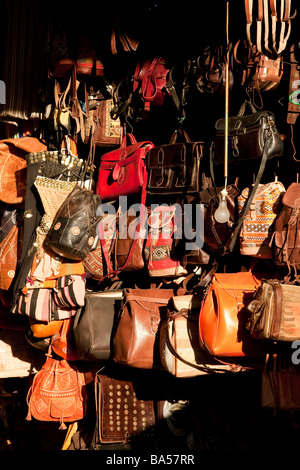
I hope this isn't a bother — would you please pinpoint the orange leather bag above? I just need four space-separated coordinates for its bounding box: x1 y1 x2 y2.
199 272 264 357
26 349 87 429
0 137 47 205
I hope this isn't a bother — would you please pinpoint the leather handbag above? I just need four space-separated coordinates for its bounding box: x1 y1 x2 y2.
73 289 124 361
199 271 264 357
112 288 174 369
213 100 284 165
146 130 204 196
94 370 156 444
0 137 47 205
133 57 169 112
246 280 300 342
44 184 102 260
51 317 80 361
26 348 87 430
261 353 300 411
83 212 116 280
96 133 154 201
159 295 237 377
113 208 146 272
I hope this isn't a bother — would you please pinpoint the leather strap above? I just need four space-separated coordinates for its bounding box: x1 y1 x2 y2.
228 133 271 252
99 165 148 278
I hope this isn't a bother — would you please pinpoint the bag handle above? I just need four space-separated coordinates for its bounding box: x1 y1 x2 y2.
164 309 245 374
169 129 191 144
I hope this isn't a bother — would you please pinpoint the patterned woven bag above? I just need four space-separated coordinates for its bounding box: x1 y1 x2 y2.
237 180 285 258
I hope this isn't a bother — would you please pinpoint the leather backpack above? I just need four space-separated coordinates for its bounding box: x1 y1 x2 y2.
272 182 300 273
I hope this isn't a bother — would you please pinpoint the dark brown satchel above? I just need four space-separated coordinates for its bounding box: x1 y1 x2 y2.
213 100 284 165
95 370 156 444
146 130 203 195
112 288 174 369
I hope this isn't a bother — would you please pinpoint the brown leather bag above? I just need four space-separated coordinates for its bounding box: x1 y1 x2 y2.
113 209 145 272
95 370 156 444
0 137 47 205
26 348 87 429
113 288 174 369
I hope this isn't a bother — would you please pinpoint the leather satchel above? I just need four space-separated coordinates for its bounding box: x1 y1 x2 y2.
246 280 300 342
112 288 174 369
97 133 154 201
44 184 102 260
95 370 156 444
146 130 204 195
73 289 124 361
159 295 236 377
199 271 265 357
213 100 284 165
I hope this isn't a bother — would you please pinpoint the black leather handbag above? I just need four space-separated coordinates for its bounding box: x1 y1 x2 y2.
44 185 102 260
213 100 284 165
146 129 204 195
73 289 124 361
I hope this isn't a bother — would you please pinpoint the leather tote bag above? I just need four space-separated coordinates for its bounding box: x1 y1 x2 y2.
97 133 154 201
73 289 124 361
146 129 204 196
112 288 174 369
199 271 264 357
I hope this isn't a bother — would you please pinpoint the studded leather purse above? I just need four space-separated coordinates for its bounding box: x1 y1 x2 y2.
94 370 156 444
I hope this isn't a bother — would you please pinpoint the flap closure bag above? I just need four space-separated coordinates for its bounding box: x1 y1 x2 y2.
95 370 156 444
147 129 204 195
97 133 154 201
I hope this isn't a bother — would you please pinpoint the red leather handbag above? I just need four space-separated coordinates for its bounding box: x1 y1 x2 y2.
96 133 154 202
